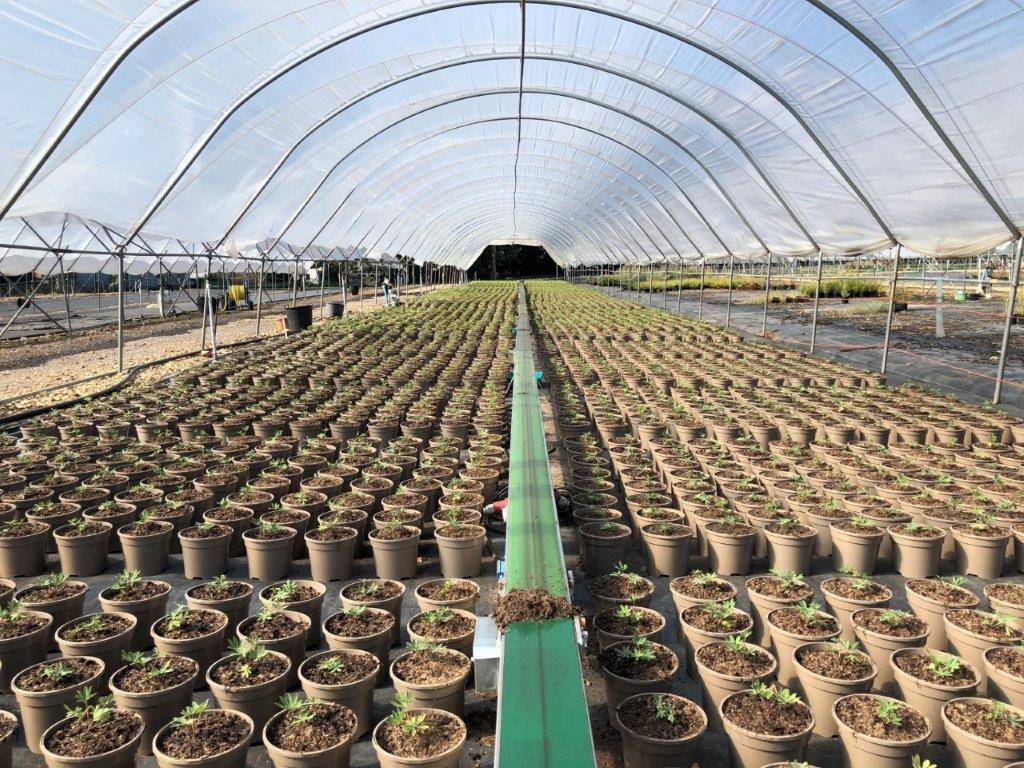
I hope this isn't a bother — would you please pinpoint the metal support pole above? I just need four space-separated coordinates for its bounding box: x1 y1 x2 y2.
809 249 825 354
358 261 364 310
255 256 265 336
373 263 379 305
318 262 327 319
341 262 348 315
206 278 218 362
675 258 684 314
698 259 706 322
725 253 736 328
880 244 902 374
761 252 773 336
994 237 1024 404
291 258 299 306
58 254 73 335
647 261 654 307
116 250 125 373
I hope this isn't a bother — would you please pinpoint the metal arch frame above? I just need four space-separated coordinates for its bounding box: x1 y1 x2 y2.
244 92 720 266
302 116 709 258
8 0 1009 251
800 0 1019 239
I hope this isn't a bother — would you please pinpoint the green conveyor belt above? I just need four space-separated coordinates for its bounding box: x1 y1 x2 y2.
495 283 596 768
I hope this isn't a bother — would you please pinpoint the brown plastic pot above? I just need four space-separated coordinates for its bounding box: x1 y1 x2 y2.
118 521 172 575
640 523 693 577
178 526 231 579
853 609 929 695
0 523 49 577
434 524 486 578
152 608 228 684
368 526 421 580
889 526 944 579
13 655 104 753
262 704 356 768
206 650 290 744
390 648 470 717
258 580 326 648
340 580 406 647
944 610 1017 695
109 657 199 756
985 646 1024 708
832 693 930 768
821 580 892 644
579 522 631 577
0 610 52 692
764 526 815 576
720 691 813 768
892 648 979 743
407 608 476 658
185 582 252 645
746 579 812 647
55 612 137 688
16 581 88 651
39 711 143 768
830 523 883 574
766 609 841 688
617 692 707 768
594 607 666 653
53 522 111 576
242 526 297 581
151 709 253 768
694 641 777 731
237 609 310 688
305 527 358 582
299 649 379 739
793 642 875 738
99 580 171 651
323 608 395 686
414 579 481 614
952 527 1009 578
907 580 979 651
942 697 1024 768
371 707 466 768
705 525 756 576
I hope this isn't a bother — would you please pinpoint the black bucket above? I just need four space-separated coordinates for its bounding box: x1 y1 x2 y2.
285 305 313 332
325 302 345 318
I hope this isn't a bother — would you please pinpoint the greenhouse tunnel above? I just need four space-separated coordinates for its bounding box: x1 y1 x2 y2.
1 2 1024 768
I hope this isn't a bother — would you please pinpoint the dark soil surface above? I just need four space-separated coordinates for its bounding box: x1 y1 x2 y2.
58 613 132 642
590 573 652 601
618 694 704 740
188 581 251 601
409 611 475 640
696 643 775 677
375 710 464 759
832 520 883 535
987 583 1024 606
341 579 403 601
57 521 108 537
594 607 662 636
266 702 356 752
14 657 101 691
670 575 735 601
325 610 394 638
44 711 142 757
890 523 944 538
944 700 1024 743
206 507 252 521
893 652 978 686
706 521 755 536
722 692 812 735
306 524 356 541
101 580 168 602
209 653 289 688
154 608 226 639
796 647 873 680
301 652 379 685
600 642 677 680
260 583 320 604
0 521 47 537
241 612 305 641
417 579 479 602
245 527 293 541
834 695 929 740
371 524 419 541
854 609 929 638
946 609 1024 640
987 647 1024 678
19 581 87 603
180 524 230 539
681 605 751 634
120 521 170 536
155 710 251 759
108 647 194 690
436 524 484 539
393 649 471 684
769 608 839 638
747 576 813 601
907 579 978 606
822 577 892 601
0 612 49 639
491 587 573 631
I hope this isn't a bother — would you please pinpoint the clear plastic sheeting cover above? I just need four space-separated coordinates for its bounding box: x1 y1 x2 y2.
0 0 1022 269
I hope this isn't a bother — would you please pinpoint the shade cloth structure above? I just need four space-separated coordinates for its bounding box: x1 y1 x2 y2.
1 1 1024 270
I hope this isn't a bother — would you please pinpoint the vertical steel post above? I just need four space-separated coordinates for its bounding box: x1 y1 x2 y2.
675 257 683 314
116 249 125 373
318 262 327 319
255 255 265 336
809 249 825 354
762 252 773 336
698 259 706 322
341 262 348 315
291 257 298 306
880 244 902 374
58 254 73 335
647 261 654 307
725 253 736 328
994 237 1024 404
373 263 379 305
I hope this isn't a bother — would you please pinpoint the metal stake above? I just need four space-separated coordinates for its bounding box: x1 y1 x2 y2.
994 237 1024 404
116 250 125 373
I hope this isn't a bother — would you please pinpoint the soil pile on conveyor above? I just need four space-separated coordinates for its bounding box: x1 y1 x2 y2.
491 587 574 631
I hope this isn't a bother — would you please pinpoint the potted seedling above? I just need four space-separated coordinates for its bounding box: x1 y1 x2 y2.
720 682 814 768
53 517 111 576
371 692 466 768
766 601 842 687
117 511 173 575
304 521 358 582
944 609 1023 695
151 604 228 682
98 569 171 651
13 656 104 754
263 693 357 768
178 521 231 579
640 520 694 577
242 520 296 581
184 575 252 642
206 638 290 743
406 606 477 658
55 612 136 688
236 603 310 688
893 649 980 742
414 578 482 614
579 521 632 576
852 608 930 694
793 639 876 737
390 639 472 716
593 605 666 652
16 573 88 650
832 694 931 768
830 516 885 574
599 636 679 725
763 517 817 576
40 687 143 768
434 521 487 578
152 700 254 768
299 649 380 738
942 697 1024 768
109 650 199 756
669 570 736 614
704 515 757 576
368 521 421 580
889 522 945 579
951 516 1010 578
0 516 50 577
616 692 708 768
985 645 1024 708
0 599 53 692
